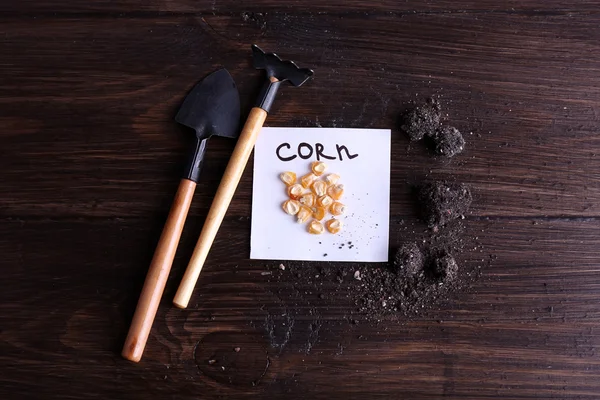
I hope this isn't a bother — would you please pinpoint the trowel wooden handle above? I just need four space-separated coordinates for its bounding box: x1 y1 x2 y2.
122 178 196 362
173 107 268 308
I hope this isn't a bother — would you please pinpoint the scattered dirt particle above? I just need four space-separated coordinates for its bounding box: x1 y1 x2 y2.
240 12 267 30
356 222 480 319
234 347 241 353
254 92 487 324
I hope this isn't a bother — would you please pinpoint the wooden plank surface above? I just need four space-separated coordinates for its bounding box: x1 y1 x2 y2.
2 217 600 399
4 0 600 14
2 12 600 218
2 1 600 399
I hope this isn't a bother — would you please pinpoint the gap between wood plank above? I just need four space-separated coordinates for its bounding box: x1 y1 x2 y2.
0 9 592 20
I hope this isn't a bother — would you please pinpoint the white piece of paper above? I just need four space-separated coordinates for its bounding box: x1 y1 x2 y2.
251 127 391 262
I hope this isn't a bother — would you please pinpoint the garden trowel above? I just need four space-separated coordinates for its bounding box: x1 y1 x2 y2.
122 68 240 362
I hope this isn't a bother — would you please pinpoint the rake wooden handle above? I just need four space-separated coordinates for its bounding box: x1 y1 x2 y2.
173 107 268 308
122 178 196 362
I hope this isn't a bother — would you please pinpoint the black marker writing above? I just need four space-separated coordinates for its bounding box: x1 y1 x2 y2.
316 143 335 161
298 142 313 159
336 144 359 160
276 143 296 161
276 142 359 161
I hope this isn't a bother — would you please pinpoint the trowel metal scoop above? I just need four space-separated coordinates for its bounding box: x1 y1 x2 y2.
176 69 241 182
122 69 240 362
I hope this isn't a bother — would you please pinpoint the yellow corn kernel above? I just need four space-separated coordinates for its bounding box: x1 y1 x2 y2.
327 184 344 200
330 202 346 216
308 220 324 234
317 195 333 208
287 184 304 200
299 193 316 207
325 218 343 234
311 180 328 197
313 206 326 221
296 206 312 223
279 171 296 186
282 199 301 215
311 161 327 176
300 173 317 189
324 173 340 185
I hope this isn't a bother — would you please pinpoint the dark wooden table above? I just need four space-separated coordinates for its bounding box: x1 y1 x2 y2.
3 1 600 398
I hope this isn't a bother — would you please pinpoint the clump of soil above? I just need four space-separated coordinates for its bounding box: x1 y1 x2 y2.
401 99 466 158
431 126 465 157
348 180 476 319
258 216 484 323
393 242 423 276
430 251 458 282
401 99 441 141
256 97 483 324
355 221 481 318
417 181 472 228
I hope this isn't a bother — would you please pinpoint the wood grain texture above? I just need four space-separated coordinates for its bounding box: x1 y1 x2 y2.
2 12 600 218
4 0 600 14
2 217 600 399
3 1 600 399
123 178 196 362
